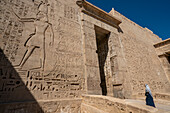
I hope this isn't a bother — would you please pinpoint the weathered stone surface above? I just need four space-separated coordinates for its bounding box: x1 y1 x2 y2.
81 95 160 113
0 99 82 113
0 0 83 101
154 39 170 83
109 9 170 97
0 0 170 112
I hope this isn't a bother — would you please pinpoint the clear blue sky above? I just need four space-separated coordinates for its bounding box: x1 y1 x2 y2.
86 0 170 40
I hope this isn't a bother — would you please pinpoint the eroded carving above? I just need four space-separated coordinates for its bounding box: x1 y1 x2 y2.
12 1 54 71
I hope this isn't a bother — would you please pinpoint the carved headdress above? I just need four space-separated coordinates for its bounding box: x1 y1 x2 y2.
38 1 48 14
35 0 49 22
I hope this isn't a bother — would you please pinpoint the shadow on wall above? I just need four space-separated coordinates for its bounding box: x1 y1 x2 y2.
118 27 123 33
0 48 44 113
95 26 110 96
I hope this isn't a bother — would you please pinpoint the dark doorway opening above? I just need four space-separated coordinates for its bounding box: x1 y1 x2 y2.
95 26 110 95
166 55 170 64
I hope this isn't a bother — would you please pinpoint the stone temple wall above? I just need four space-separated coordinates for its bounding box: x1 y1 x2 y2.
0 0 83 112
0 0 170 112
110 10 170 96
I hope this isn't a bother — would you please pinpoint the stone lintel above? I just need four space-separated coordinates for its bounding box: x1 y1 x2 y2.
154 38 170 48
158 52 170 57
76 0 122 28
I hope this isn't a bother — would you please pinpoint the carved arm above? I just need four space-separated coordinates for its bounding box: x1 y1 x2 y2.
11 8 35 22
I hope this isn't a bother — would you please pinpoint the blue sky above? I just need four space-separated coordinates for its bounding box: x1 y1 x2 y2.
86 0 170 40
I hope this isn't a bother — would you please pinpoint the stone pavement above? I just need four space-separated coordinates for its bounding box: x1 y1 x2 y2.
81 95 170 113
125 99 170 112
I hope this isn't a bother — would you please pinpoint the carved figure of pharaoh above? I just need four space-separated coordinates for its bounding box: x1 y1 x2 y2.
13 0 54 71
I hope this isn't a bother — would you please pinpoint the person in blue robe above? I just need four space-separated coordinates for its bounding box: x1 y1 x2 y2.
145 84 156 107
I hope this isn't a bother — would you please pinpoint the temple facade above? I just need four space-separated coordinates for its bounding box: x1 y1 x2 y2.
0 0 169 112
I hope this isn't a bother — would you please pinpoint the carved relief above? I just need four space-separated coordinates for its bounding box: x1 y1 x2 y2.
0 0 83 101
12 1 54 71
64 4 79 22
110 56 118 84
1 12 24 62
55 17 81 53
121 34 168 94
131 79 164 93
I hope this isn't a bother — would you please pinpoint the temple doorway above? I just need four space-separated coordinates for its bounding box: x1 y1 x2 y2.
95 26 110 95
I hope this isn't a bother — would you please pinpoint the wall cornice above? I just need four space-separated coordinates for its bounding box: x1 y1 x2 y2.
76 0 122 28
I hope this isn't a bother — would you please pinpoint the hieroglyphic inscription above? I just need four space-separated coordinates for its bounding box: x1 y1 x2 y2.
20 52 84 99
2 99 81 113
131 79 164 92
0 0 36 62
6 0 35 17
0 68 23 91
25 70 82 99
0 0 83 101
3 21 23 62
0 50 24 100
64 4 79 22
48 0 79 22
0 68 24 102
56 16 81 53
48 13 83 97
110 56 118 84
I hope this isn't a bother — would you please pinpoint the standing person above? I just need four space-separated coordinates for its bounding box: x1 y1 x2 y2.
145 84 156 107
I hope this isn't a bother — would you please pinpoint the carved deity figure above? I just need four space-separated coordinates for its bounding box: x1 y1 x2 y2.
13 0 54 71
